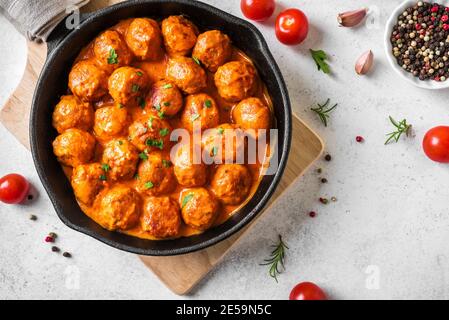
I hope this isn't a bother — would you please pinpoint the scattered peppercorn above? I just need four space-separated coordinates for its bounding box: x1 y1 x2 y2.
51 246 60 252
356 135 364 142
48 232 57 239
29 214 37 221
321 178 328 183
390 1 449 82
324 154 332 161
316 168 322 174
62 252 72 258
27 194 33 200
309 211 317 218
331 196 337 202
319 197 329 204
45 236 54 243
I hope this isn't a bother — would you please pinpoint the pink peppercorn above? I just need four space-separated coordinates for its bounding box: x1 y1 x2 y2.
446 7 449 12
309 211 316 218
45 236 54 243
442 15 448 22
415 23 422 30
356 136 364 143
431 6 439 13
431 16 436 22
434 76 441 81
444 24 449 31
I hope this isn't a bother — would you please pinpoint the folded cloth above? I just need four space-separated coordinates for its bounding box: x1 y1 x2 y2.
0 0 90 42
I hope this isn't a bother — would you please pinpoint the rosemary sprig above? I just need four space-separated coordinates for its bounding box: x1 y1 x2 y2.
384 116 412 145
260 235 289 282
311 99 338 127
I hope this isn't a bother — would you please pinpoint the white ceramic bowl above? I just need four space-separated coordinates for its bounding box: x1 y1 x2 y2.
384 0 449 89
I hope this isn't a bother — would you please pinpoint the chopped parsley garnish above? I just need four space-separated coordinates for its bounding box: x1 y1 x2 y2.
163 101 171 107
159 128 169 137
191 113 200 121
99 174 107 181
211 146 218 156
132 84 140 93
144 181 154 189
146 139 164 150
158 111 166 119
148 116 154 128
192 56 201 65
136 71 143 76
101 163 110 172
162 83 173 89
181 193 194 208
139 152 148 160
154 104 161 111
138 97 146 108
162 159 172 168
134 174 140 180
217 128 224 135
118 140 123 145
204 100 212 108
118 103 124 109
107 48 118 64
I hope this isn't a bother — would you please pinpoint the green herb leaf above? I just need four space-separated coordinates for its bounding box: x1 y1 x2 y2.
181 193 194 209
260 235 289 282
136 71 143 76
217 128 224 135
191 113 200 121
118 140 123 145
211 146 218 156
310 99 337 127
132 84 140 93
118 103 124 109
154 104 161 111
139 152 148 160
162 159 172 168
163 101 171 107
204 99 212 108
159 128 169 137
138 97 146 109
384 116 412 145
192 56 201 65
158 111 166 119
134 173 140 180
107 48 118 64
144 181 154 189
146 139 164 150
148 116 154 129
101 163 110 172
310 49 331 74
162 83 173 89
99 174 107 181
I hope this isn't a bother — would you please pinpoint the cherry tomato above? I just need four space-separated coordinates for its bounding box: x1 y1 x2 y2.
241 0 275 22
275 8 309 45
422 126 449 163
289 282 327 300
0 174 30 204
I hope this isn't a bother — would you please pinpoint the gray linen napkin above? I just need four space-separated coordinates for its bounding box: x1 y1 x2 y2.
0 0 90 42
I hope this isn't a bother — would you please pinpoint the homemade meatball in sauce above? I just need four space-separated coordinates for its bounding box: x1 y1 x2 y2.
180 188 219 231
192 30 232 72
93 30 133 72
147 80 183 116
108 66 149 106
101 139 139 181
69 60 108 102
214 61 257 103
136 151 176 196
141 196 181 238
181 93 220 132
210 164 252 205
71 163 105 206
232 97 271 137
161 15 198 56
125 18 162 61
173 143 207 187
166 56 207 94
93 104 130 140
53 129 96 167
96 185 141 231
128 116 172 152
52 95 94 134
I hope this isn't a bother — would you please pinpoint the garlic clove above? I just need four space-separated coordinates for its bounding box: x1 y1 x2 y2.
355 50 374 75
337 8 368 27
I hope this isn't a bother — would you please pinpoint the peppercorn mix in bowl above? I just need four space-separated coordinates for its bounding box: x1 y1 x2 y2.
385 0 449 89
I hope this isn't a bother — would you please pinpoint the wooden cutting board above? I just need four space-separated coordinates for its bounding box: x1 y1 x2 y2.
0 0 324 295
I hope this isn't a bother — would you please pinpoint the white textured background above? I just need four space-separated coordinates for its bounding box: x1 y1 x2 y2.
1 0 449 300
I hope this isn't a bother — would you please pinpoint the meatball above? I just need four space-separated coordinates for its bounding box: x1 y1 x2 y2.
181 93 220 132
93 30 132 72
93 104 130 140
180 188 219 231
161 15 198 56
202 124 246 164
232 97 271 136
147 80 183 116
101 139 139 181
125 18 163 61
210 164 252 205
128 116 172 152
192 30 232 72
52 95 94 134
69 59 108 102
53 129 95 167
71 163 104 206
166 56 207 94
141 196 181 238
173 143 207 187
136 151 176 196
214 61 257 102
96 185 141 231
108 66 150 106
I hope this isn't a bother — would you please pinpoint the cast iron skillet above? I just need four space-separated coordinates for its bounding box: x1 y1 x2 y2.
30 0 292 256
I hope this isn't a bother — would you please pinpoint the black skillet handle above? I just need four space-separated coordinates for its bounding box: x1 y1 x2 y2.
46 12 92 56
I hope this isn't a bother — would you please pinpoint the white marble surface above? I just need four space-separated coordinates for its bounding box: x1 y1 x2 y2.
1 0 449 300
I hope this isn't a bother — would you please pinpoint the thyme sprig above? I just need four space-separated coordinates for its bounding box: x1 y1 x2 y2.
260 235 289 282
311 99 338 127
385 116 412 145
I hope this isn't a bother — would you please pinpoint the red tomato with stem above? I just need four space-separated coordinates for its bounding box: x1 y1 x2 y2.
0 174 30 204
240 0 275 22
289 282 327 300
422 126 449 163
275 8 309 45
